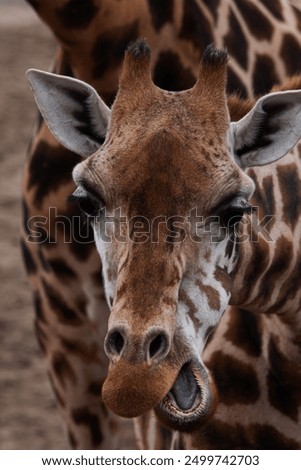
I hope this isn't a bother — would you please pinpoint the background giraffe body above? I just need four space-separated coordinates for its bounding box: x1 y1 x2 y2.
23 0 301 449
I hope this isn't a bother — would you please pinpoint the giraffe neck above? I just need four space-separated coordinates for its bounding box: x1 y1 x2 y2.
262 311 301 370
200 303 301 450
231 147 301 338
27 0 301 103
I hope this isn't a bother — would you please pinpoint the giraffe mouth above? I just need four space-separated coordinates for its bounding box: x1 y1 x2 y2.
155 359 216 432
167 362 200 410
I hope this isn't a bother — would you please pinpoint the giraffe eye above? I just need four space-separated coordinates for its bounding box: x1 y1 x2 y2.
69 187 104 216
218 197 252 227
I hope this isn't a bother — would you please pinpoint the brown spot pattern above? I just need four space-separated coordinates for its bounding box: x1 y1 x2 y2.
227 67 248 99
280 34 301 76
42 279 83 325
261 0 284 20
27 140 81 208
198 420 299 449
236 236 270 305
48 258 77 280
277 163 301 230
271 253 301 312
253 54 279 95
52 352 77 387
197 282 221 311
147 0 174 31
179 291 202 330
91 21 139 79
235 0 273 40
180 0 214 54
208 352 260 405
60 337 100 362
72 407 103 446
202 0 221 22
225 308 262 357
224 9 248 70
267 336 301 421
56 0 98 29
261 175 275 219
258 236 293 305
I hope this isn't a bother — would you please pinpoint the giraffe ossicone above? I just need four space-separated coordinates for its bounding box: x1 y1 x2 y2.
26 40 301 432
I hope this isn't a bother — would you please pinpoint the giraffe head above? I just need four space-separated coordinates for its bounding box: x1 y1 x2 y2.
27 40 301 431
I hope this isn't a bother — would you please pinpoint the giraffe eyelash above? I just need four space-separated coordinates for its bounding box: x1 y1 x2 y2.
68 188 104 219
217 198 253 227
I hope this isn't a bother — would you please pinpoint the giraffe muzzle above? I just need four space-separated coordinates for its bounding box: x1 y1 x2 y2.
102 317 178 418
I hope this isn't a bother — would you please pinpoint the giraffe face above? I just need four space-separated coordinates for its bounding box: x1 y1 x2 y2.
70 42 255 430
27 41 301 432
72 109 253 431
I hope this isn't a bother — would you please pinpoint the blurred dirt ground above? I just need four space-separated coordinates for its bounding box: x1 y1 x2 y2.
0 0 67 449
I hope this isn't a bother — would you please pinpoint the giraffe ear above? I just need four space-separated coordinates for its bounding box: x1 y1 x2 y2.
26 69 111 158
230 90 301 169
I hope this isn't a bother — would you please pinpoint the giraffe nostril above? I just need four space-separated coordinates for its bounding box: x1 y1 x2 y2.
148 333 169 360
107 330 125 356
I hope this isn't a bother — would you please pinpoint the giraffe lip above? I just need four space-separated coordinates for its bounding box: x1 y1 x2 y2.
155 359 216 432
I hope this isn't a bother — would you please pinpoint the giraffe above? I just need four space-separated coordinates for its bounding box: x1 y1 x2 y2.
27 39 301 449
22 0 301 449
